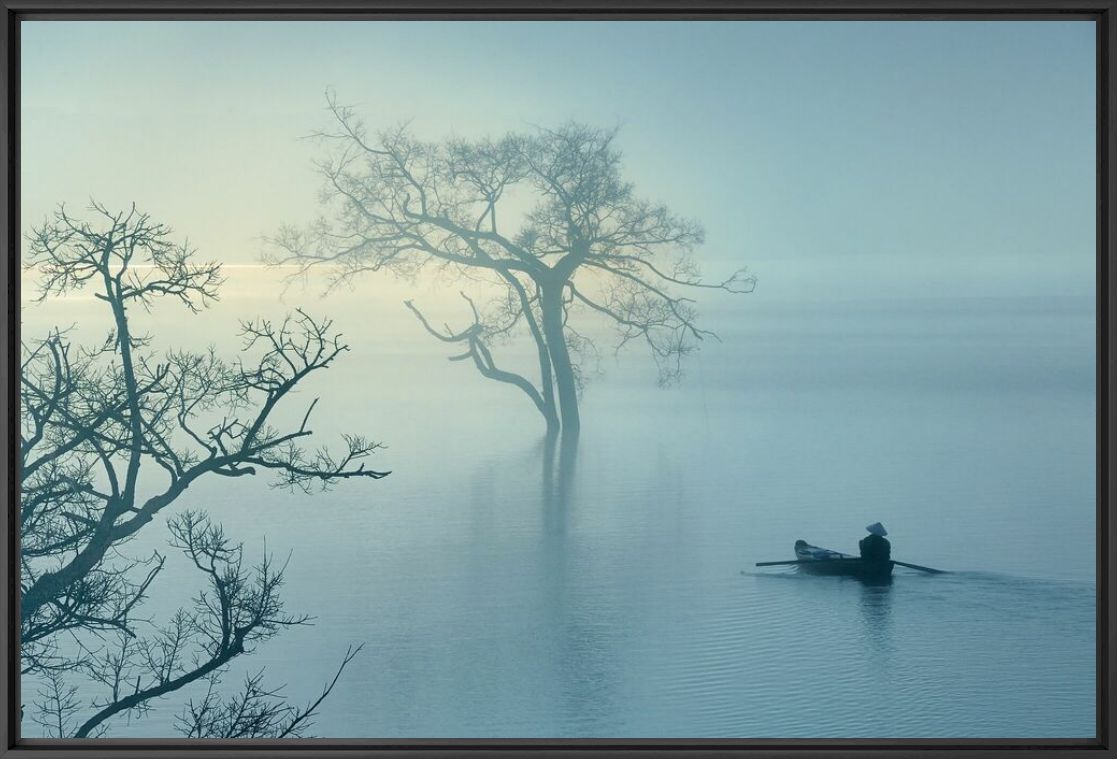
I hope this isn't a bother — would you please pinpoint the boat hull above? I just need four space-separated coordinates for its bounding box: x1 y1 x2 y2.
794 540 893 581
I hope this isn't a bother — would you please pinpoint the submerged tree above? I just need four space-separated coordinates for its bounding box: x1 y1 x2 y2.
267 95 755 437
21 202 388 737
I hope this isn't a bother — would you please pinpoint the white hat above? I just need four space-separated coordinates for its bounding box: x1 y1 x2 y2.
866 522 888 537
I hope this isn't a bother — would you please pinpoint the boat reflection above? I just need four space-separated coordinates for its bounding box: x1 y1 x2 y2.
857 575 895 655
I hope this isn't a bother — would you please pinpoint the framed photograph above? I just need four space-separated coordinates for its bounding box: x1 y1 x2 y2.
3 2 1110 757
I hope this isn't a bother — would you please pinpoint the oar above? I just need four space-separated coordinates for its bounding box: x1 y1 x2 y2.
891 560 947 575
755 558 948 574
755 558 857 567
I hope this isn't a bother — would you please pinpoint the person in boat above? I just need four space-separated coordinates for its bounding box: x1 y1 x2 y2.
859 522 891 565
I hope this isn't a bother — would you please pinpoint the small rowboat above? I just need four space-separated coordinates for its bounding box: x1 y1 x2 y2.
794 539 894 582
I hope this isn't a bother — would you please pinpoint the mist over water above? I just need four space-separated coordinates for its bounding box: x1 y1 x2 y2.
22 272 1094 737
16 16 1098 742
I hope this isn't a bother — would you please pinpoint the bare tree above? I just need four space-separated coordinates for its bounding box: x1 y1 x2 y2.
267 95 755 437
21 202 388 737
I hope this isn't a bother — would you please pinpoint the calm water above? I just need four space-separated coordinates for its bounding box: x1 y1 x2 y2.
21 284 1096 738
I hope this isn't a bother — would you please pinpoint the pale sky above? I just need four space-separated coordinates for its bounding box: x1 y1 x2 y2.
21 20 1096 301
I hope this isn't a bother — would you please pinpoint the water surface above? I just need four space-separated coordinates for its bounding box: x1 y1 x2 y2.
21 287 1096 738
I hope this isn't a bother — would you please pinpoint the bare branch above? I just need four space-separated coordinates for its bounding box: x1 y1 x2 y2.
266 105 754 433
21 202 378 736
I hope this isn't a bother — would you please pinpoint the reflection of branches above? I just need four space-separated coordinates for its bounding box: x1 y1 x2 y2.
22 202 381 736
268 98 756 434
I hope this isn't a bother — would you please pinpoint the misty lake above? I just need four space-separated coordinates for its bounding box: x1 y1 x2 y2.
21 274 1096 738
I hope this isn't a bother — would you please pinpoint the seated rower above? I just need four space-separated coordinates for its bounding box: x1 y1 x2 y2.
859 522 891 564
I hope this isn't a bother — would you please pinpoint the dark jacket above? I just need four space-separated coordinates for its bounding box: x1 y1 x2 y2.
859 534 891 563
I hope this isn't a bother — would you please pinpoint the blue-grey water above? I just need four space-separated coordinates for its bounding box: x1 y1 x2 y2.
20 282 1096 738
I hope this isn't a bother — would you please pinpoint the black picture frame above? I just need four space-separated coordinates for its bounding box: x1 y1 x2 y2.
2 1 1111 756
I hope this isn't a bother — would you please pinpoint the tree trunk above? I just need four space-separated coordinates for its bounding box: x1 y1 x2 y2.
530 313 560 436
537 348 560 436
501 273 559 435
540 283 579 436
541 387 560 435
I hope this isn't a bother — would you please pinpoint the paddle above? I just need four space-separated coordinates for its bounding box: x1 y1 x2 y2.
754 558 948 574
755 559 857 567
891 560 947 574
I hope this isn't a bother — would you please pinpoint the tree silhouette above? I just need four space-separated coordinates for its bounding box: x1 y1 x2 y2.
21 202 387 737
267 94 755 437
